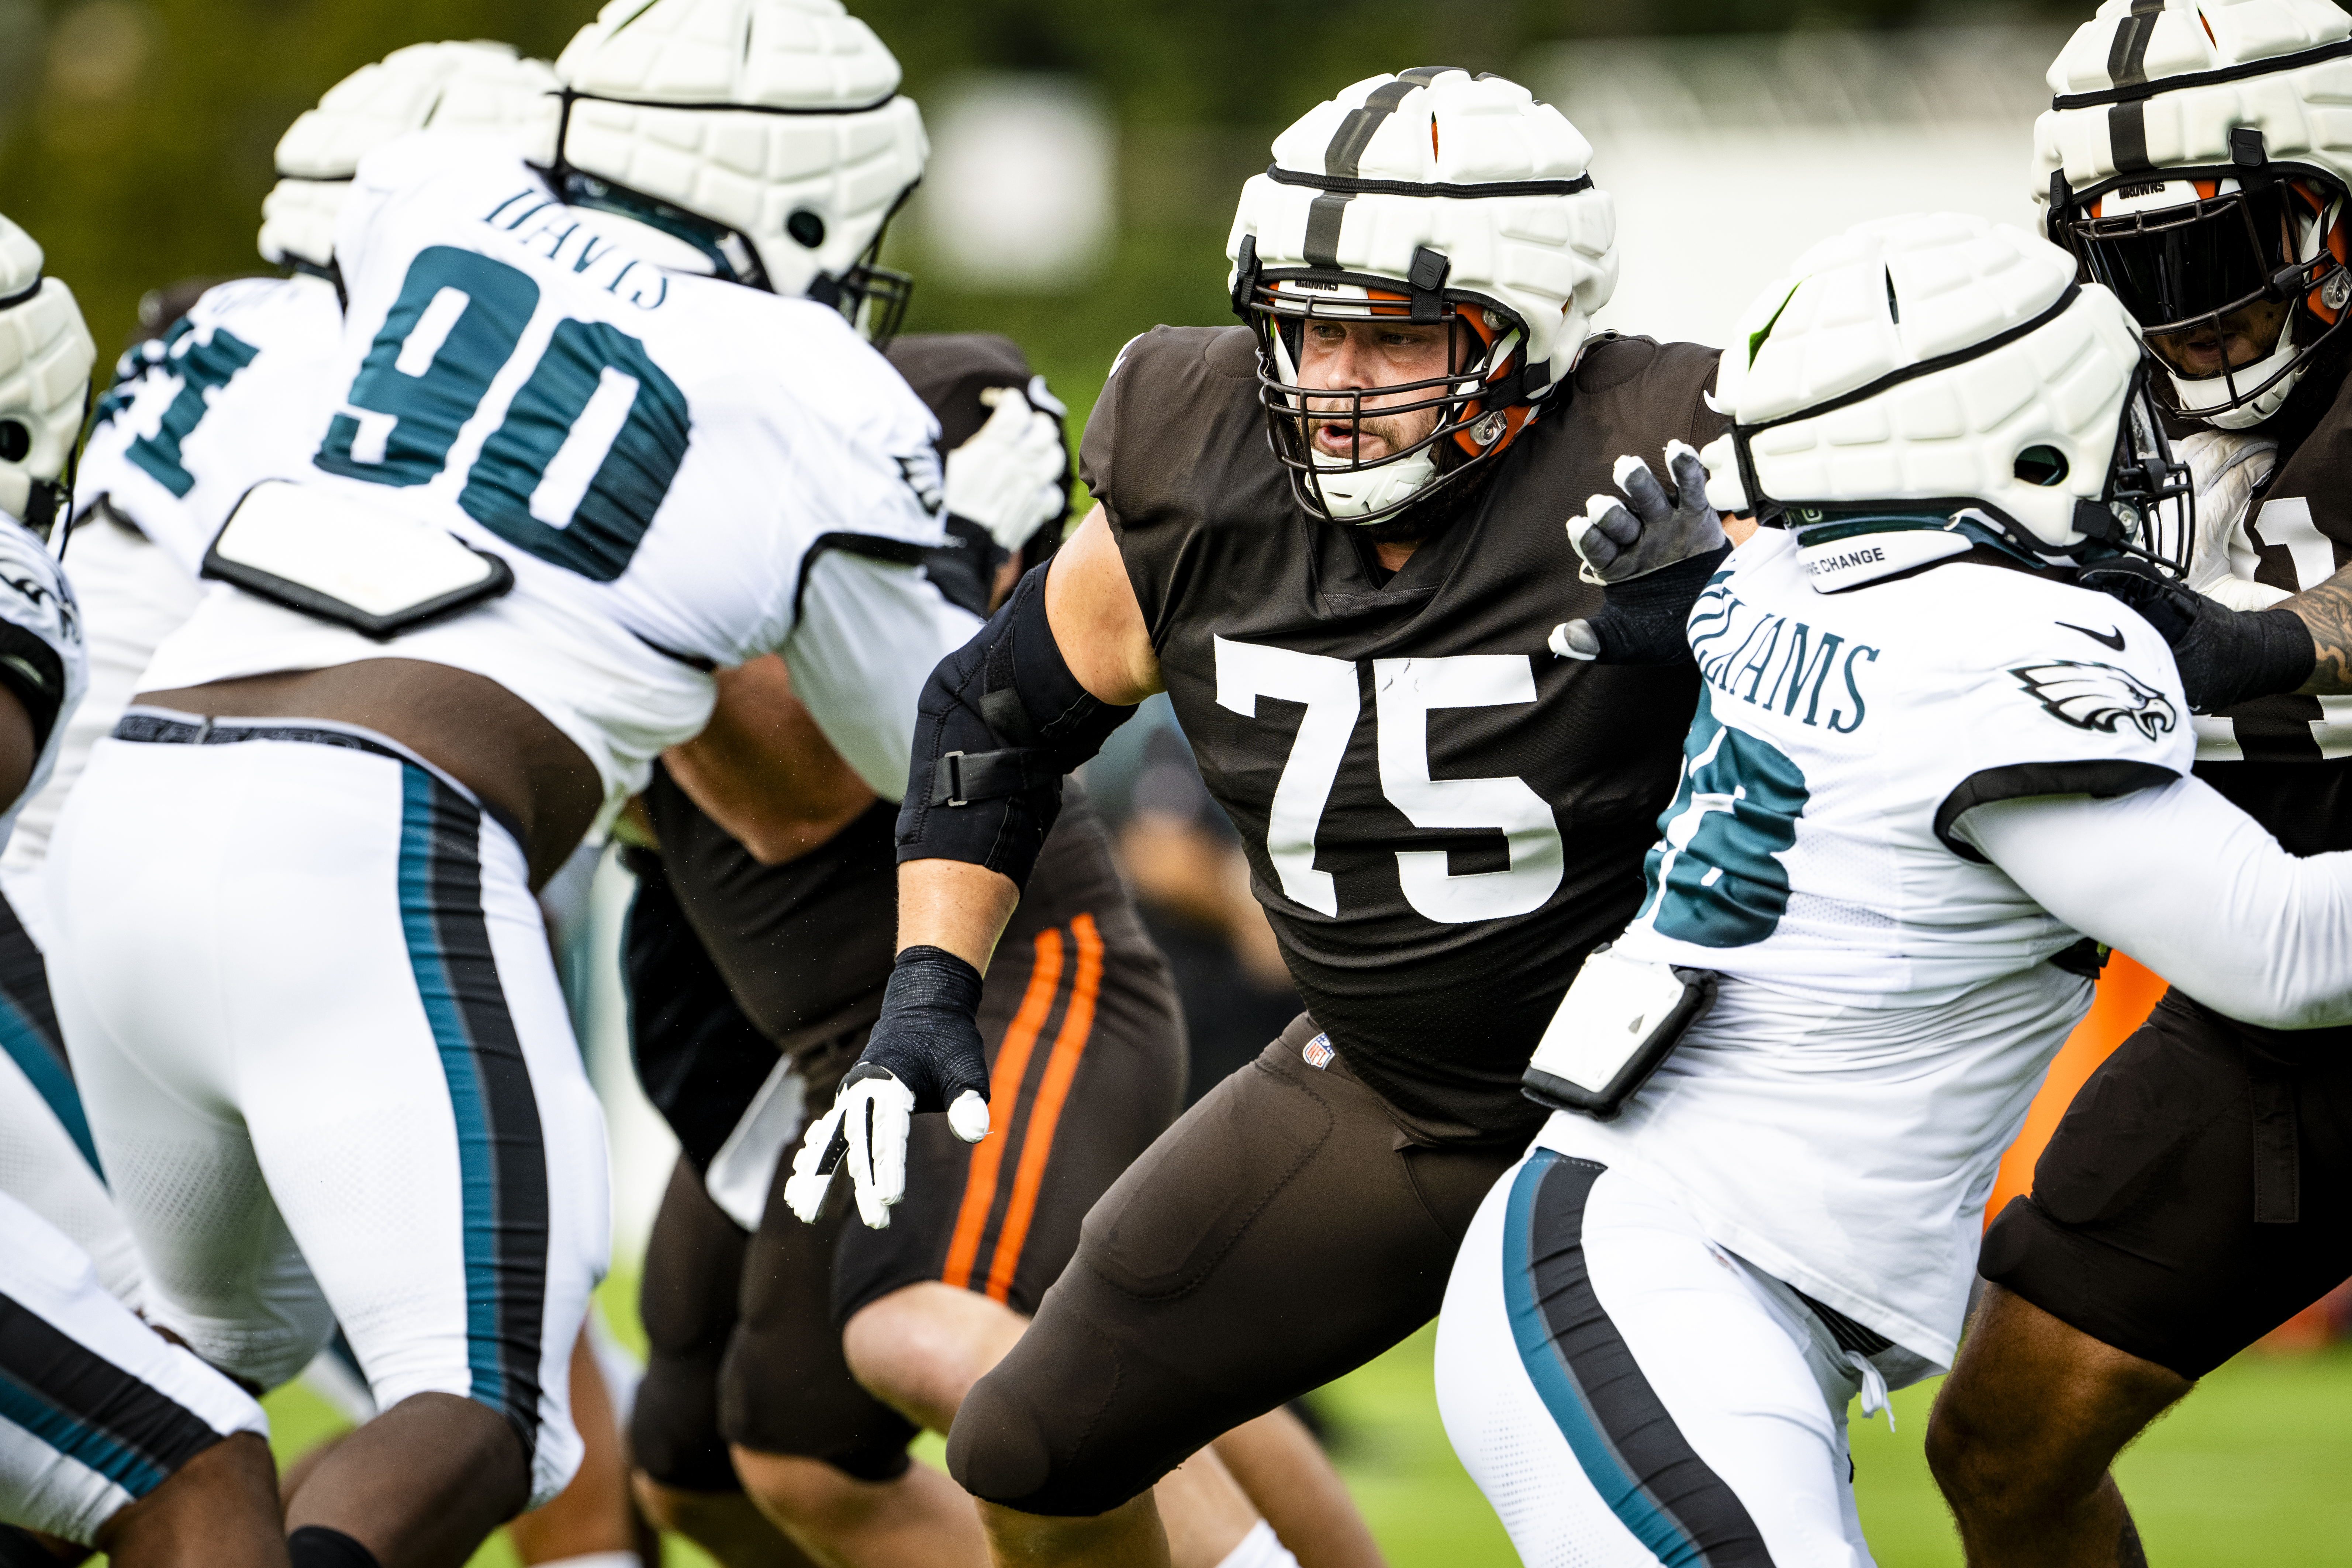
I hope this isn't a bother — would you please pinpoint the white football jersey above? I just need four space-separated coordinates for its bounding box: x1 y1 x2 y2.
74 274 346 576
139 132 972 812
1547 526 2196 1367
1620 527 2194 1001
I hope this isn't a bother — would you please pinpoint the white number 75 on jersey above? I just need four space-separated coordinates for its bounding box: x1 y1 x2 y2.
1212 636 1564 925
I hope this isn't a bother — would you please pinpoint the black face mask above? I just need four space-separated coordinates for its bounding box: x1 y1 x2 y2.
2062 177 2350 416
2074 184 2294 325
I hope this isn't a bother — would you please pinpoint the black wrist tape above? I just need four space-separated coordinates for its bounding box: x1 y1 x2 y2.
1592 542 1733 664
2205 606 2318 712
895 566 1137 886
847 945 991 1112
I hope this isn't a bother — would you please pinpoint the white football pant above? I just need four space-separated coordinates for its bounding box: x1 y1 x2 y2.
0 1189 265 1543
46 715 609 1506
1439 1150 1892 1567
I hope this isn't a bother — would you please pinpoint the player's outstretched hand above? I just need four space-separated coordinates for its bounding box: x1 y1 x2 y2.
945 388 1067 555
2078 557 2315 714
1551 441 1731 664
783 945 993 1230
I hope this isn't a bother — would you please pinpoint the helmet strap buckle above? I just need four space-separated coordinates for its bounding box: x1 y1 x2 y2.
1231 234 1261 323
1407 246 1450 325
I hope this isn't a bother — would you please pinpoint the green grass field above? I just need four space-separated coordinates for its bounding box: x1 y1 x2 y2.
257 1288 2352 1568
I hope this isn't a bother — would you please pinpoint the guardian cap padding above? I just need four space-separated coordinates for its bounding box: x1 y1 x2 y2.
262 42 560 274
1706 212 2190 582
540 0 926 338
0 216 94 537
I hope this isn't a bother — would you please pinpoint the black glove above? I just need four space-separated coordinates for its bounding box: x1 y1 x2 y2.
2077 558 2316 714
1553 443 1733 665
784 945 991 1228
1551 545 1735 665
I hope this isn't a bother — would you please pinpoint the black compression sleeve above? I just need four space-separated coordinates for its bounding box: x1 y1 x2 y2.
0 617 66 751
895 566 1137 886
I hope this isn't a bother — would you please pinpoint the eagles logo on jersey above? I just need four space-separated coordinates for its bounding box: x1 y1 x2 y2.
2012 662 2181 743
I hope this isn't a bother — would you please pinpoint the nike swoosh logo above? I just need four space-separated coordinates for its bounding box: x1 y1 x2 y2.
2058 621 2126 651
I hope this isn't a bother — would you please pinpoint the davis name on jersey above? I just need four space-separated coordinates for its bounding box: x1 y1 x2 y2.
137 131 966 812
1619 526 2193 1006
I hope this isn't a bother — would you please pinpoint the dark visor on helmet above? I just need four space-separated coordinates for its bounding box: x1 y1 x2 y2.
2062 179 2346 412
2073 184 2289 324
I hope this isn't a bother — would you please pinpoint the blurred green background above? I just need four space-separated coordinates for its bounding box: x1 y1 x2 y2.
26 0 2351 1564
2 0 2089 409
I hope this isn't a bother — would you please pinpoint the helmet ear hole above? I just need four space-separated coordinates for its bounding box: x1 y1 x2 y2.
787 210 825 249
0 422 28 463
2014 445 2070 486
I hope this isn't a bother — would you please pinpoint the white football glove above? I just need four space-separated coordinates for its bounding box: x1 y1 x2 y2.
943 388 1067 554
2176 428 2289 611
784 1072 990 1229
782 945 994 1229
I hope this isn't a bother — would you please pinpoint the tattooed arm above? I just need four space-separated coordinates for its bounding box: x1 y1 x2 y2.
2288 567 2352 693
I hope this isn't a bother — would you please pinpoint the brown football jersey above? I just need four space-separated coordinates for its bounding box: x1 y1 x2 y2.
2196 341 2352 855
1082 324 1724 1136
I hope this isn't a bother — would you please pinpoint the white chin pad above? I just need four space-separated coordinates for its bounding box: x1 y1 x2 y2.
1310 448 1438 521
2168 340 2301 429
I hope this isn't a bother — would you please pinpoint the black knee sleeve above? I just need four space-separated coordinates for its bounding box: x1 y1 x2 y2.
288 1526 383 1568
896 566 1137 888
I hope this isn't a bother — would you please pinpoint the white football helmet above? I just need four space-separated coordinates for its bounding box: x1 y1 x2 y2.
262 41 561 276
1702 212 2190 590
1227 67 1618 526
0 216 96 539
2034 0 2352 428
533 0 928 341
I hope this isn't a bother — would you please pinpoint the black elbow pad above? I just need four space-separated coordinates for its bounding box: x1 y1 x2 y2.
895 566 1137 886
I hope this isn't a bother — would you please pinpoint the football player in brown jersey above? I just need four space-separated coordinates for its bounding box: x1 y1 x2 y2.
625 333 1378 1568
1927 8 2352 1565
784 66 1732 1567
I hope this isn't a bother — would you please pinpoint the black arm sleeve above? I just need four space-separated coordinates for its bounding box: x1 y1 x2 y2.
894 565 1137 887
0 616 67 753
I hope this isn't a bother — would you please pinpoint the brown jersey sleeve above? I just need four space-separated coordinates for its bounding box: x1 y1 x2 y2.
1079 326 1273 646
1565 334 1728 466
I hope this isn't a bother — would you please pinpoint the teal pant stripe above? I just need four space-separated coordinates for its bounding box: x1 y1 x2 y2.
0 997 99 1175
0 1369 167 1498
396 766 509 1422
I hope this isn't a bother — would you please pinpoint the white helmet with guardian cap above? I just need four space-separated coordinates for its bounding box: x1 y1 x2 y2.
1701 212 2191 591
2034 0 2352 428
262 41 562 276
0 216 94 540
535 0 928 342
1227 66 1618 526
